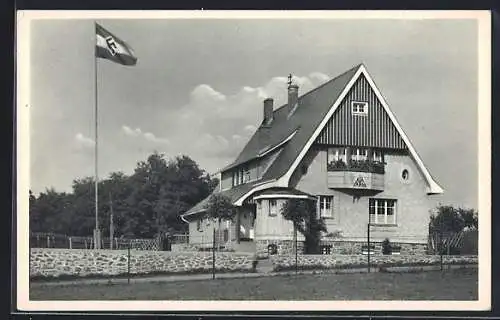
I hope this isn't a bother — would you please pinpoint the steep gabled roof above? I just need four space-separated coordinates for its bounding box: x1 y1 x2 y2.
222 64 361 173
231 64 443 205
182 63 444 218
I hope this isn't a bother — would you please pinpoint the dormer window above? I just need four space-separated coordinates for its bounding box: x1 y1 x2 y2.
233 165 251 186
351 101 368 116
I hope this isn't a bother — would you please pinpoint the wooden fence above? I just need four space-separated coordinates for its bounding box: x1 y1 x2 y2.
428 229 478 255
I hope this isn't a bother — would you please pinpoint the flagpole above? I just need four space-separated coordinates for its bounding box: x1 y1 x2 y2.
94 22 101 249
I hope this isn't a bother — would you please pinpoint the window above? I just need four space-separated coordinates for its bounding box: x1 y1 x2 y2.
196 219 203 232
319 196 334 218
369 199 397 225
243 167 251 183
402 169 409 181
352 148 368 161
351 101 368 115
373 150 383 163
233 166 251 186
269 199 278 217
328 147 347 163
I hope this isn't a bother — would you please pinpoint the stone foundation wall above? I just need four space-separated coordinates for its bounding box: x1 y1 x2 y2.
256 240 305 258
170 243 199 252
30 248 255 279
256 239 426 258
320 240 427 255
270 254 478 272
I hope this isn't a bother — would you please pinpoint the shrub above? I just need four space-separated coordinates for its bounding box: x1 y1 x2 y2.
382 238 392 255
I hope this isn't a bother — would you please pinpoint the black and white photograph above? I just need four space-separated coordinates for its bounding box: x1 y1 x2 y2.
16 10 490 311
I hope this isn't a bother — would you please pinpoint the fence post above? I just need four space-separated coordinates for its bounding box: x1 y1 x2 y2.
127 242 131 284
367 223 371 273
69 237 72 249
439 230 443 271
295 226 298 275
212 228 216 280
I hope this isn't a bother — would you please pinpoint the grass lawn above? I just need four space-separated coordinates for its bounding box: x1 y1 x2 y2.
30 269 477 300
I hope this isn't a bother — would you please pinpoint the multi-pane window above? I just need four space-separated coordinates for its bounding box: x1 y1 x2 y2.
328 147 347 163
319 196 334 218
351 101 368 115
269 199 278 217
373 150 383 162
369 199 397 225
233 166 251 186
243 167 251 183
352 148 368 161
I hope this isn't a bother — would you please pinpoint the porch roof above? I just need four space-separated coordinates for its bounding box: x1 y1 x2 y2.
181 180 266 220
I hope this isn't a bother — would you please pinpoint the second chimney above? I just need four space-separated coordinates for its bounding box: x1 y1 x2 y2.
263 98 274 126
288 83 299 114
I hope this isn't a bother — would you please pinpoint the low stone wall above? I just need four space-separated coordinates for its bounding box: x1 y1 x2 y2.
270 254 478 272
170 243 198 252
30 248 255 279
256 239 427 258
319 240 427 255
256 240 305 258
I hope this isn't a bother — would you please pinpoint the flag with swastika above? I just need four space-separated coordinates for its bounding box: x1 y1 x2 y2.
96 23 137 66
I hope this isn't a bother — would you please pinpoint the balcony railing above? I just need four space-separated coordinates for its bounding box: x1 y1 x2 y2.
327 159 385 174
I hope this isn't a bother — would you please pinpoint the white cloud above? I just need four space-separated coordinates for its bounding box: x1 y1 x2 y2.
309 72 331 84
190 84 226 103
74 133 94 148
143 132 170 144
122 125 142 137
122 125 170 145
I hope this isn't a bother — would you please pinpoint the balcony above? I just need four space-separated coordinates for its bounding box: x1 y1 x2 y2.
327 159 385 191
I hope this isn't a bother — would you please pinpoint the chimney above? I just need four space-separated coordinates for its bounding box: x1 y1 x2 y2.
287 74 299 114
263 98 274 126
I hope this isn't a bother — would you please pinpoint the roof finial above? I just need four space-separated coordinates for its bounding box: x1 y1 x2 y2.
287 73 293 88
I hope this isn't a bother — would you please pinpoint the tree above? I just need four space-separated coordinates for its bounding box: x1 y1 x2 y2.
280 198 327 254
429 205 478 254
29 152 218 238
457 207 478 230
30 188 72 234
204 193 236 250
429 205 479 235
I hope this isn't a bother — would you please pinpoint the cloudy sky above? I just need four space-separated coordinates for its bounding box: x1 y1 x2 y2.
28 15 479 209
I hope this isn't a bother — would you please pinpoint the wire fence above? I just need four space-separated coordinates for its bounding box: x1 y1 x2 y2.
29 232 190 251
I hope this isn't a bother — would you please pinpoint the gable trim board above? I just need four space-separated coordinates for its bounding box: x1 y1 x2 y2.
233 64 443 206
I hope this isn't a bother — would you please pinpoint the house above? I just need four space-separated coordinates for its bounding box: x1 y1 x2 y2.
181 64 444 256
